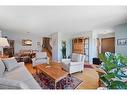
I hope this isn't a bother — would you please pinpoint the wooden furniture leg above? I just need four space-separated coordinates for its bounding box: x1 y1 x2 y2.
36 67 38 74
54 81 57 89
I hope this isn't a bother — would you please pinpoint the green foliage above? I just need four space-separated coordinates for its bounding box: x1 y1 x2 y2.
61 41 66 58
99 52 127 89
109 81 127 89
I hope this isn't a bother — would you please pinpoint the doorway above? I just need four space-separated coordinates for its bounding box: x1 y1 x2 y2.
101 37 115 53
42 37 52 60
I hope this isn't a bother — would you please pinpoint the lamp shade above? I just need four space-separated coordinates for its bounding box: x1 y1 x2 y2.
0 37 9 47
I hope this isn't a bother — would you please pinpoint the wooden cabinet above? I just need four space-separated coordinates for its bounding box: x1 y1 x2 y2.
3 40 15 57
72 37 85 54
72 37 89 62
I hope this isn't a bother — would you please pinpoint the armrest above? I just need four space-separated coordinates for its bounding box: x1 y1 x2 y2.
62 59 71 63
0 78 29 89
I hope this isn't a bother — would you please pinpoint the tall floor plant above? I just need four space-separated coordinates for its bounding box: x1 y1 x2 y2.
99 52 127 89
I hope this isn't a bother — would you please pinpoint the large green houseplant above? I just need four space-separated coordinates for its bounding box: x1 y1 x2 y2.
61 41 66 58
99 52 127 89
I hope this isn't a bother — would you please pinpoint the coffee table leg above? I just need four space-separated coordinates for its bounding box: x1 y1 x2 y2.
54 81 56 89
36 67 39 74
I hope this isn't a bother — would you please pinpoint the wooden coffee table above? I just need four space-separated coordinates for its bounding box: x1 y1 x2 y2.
36 63 68 89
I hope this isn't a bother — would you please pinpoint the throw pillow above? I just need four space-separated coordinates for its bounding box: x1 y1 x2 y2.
0 60 5 77
2 57 20 71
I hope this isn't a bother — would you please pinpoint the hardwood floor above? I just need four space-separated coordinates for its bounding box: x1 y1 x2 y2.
25 63 99 89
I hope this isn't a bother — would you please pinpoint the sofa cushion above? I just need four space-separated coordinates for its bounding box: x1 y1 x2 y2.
0 78 29 89
2 57 20 71
0 60 5 78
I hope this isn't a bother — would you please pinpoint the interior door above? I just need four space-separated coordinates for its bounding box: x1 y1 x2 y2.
101 37 115 53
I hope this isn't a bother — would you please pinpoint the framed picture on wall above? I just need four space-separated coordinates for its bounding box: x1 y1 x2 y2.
22 39 32 46
37 42 41 46
117 38 127 45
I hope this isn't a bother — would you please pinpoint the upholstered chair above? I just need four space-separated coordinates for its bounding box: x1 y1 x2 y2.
32 52 49 67
61 53 85 74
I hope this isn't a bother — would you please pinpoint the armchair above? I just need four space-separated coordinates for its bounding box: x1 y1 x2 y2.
32 52 49 67
61 53 85 74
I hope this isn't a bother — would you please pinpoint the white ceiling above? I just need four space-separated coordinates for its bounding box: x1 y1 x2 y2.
0 6 127 36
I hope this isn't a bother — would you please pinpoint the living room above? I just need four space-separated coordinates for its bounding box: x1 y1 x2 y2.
0 6 127 91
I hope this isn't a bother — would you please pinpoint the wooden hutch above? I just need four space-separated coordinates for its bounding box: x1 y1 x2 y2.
72 37 85 54
72 37 89 62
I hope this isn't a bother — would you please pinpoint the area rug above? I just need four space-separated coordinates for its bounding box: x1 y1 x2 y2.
32 73 82 89
84 64 94 69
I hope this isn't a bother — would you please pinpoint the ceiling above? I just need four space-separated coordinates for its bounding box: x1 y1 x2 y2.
0 6 127 36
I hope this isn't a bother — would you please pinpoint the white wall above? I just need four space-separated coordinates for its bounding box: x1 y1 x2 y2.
60 32 72 59
114 23 127 56
98 32 115 38
51 32 59 62
2 31 42 53
51 32 72 62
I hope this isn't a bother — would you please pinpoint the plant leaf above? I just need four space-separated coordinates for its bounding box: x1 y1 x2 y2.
108 81 127 89
103 73 116 80
100 75 111 86
99 53 107 63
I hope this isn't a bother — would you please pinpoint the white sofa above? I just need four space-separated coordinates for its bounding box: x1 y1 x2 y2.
61 53 85 74
0 58 41 89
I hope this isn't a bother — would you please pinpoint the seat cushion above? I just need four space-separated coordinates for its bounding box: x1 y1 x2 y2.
2 57 20 71
0 60 5 77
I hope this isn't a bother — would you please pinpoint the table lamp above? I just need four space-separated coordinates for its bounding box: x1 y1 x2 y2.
0 37 9 57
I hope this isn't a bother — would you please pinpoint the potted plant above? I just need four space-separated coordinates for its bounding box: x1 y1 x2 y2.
61 41 66 59
98 52 127 89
